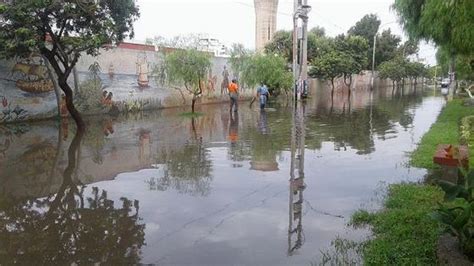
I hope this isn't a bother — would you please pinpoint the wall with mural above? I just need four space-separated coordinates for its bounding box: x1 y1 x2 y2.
0 43 253 124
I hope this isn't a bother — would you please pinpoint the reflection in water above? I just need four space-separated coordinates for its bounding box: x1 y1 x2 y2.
250 110 280 171
0 83 445 264
0 131 145 264
288 102 306 255
151 118 213 196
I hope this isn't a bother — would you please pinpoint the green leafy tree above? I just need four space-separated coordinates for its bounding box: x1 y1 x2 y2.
229 43 251 82
374 29 402 69
309 50 346 89
437 46 474 81
378 57 408 87
264 30 292 62
310 36 368 88
240 54 293 96
0 1 139 130
335 35 369 85
162 49 211 113
310 26 326 37
393 0 474 86
264 29 325 64
347 14 381 68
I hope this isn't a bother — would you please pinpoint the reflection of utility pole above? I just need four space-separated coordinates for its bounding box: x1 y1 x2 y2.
292 0 311 101
288 100 306 256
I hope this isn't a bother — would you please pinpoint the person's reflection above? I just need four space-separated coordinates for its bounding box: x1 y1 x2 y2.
0 130 145 264
228 112 239 144
258 110 269 134
250 110 279 171
103 118 115 136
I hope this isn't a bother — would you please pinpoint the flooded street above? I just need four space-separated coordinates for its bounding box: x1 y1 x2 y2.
0 84 444 265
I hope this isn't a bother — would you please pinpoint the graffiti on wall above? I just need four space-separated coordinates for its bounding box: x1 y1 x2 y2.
0 43 239 124
0 54 57 123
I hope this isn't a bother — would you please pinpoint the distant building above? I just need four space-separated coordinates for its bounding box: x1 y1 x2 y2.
198 38 230 58
254 0 279 52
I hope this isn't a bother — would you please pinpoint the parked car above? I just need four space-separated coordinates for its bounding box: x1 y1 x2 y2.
441 78 450 88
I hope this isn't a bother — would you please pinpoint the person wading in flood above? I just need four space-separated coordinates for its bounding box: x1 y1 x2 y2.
228 79 239 112
257 82 269 110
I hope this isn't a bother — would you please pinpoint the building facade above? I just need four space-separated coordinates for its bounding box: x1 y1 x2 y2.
254 0 279 52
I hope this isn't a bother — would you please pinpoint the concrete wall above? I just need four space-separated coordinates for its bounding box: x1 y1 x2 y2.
0 45 253 124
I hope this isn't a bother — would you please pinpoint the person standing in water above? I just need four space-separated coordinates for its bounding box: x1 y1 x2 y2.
257 82 269 110
228 79 239 112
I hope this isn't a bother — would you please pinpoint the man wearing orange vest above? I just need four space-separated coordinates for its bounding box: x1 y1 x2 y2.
228 79 239 112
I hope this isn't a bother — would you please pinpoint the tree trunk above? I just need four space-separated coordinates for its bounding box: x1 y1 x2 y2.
43 58 62 118
191 96 196 113
58 78 85 130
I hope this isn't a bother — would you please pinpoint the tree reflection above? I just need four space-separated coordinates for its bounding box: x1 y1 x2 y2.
305 89 420 154
0 131 145 264
153 117 213 196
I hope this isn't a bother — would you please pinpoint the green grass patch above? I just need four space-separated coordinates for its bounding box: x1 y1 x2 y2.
350 209 375 227
351 183 444 265
178 112 204 118
410 100 474 169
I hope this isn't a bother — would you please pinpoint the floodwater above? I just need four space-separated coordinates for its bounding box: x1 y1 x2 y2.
0 83 444 265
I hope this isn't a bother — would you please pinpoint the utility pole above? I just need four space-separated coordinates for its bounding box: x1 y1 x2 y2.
292 0 299 102
300 0 309 100
292 0 311 102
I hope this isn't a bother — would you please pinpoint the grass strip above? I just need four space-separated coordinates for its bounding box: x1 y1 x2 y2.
351 183 444 265
410 99 474 169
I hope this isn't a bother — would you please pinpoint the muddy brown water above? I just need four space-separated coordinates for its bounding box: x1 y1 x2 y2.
0 84 444 265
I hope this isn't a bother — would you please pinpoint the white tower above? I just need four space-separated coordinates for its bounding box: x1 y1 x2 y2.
254 0 279 52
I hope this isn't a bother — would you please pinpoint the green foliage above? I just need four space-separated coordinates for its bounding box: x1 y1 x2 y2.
405 61 429 78
374 29 402 69
240 54 292 94
309 36 368 85
163 49 211 96
264 30 292 62
351 183 444 265
378 57 407 82
437 46 474 81
264 29 326 64
350 209 375 227
0 0 139 59
76 62 104 113
229 43 251 81
319 237 364 266
347 14 381 47
0 0 139 127
393 0 474 55
347 13 381 68
309 50 346 83
432 170 474 259
411 100 474 169
310 26 326 37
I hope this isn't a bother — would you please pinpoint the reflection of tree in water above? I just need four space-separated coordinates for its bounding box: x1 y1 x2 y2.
82 117 115 165
0 132 145 264
305 93 419 154
153 118 213 196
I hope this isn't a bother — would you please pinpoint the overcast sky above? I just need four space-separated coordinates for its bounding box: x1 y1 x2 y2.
133 0 437 65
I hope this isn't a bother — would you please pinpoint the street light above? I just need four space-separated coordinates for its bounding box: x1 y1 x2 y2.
370 21 396 89
292 3 311 101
